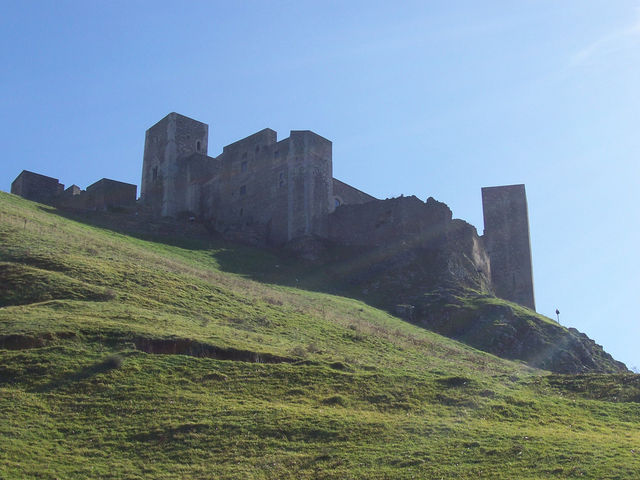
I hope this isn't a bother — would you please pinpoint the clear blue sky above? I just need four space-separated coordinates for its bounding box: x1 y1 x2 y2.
1 1 639 369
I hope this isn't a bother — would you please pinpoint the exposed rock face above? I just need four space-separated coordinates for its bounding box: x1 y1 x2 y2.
297 197 628 374
418 295 627 374
324 195 493 299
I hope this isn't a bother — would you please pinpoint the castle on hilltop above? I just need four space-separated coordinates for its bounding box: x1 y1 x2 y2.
10 112 535 311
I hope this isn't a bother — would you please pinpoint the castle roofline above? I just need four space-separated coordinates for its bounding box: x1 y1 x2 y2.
86 178 137 190
290 130 331 144
222 128 277 153
14 170 60 183
482 184 525 192
146 112 209 132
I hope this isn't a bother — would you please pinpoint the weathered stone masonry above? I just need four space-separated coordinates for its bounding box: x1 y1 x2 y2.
141 113 333 245
11 171 136 212
9 112 536 312
482 184 535 310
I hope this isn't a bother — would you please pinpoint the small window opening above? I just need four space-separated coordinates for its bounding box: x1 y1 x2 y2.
241 161 248 173
278 172 285 187
240 185 246 195
241 152 248 159
152 166 158 181
196 140 201 152
335 198 341 208
255 145 260 153
274 150 279 158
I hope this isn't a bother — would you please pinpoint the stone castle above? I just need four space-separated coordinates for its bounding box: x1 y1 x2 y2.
10 112 535 311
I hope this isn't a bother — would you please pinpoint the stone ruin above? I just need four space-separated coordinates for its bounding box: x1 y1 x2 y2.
9 112 535 311
11 170 136 212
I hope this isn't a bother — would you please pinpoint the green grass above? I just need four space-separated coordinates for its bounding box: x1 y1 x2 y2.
1 191 640 479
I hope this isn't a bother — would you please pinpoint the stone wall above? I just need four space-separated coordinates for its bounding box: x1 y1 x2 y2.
55 185 83 209
332 178 376 207
134 113 535 309
481 184 535 310
141 112 209 217
83 178 137 211
206 128 286 242
10 170 64 205
328 195 452 248
287 130 333 241
140 114 334 246
328 195 491 290
204 129 333 245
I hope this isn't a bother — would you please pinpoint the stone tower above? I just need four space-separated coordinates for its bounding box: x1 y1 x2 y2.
286 130 333 240
141 112 209 217
481 184 535 310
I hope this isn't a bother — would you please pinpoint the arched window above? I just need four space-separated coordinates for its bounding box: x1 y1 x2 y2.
196 140 201 152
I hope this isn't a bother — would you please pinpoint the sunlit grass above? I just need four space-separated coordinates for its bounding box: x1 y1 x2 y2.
1 191 639 479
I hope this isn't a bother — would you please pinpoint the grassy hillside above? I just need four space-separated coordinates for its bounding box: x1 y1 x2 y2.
1 191 640 479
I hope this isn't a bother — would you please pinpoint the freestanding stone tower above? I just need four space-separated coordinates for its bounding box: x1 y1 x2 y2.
481 184 535 310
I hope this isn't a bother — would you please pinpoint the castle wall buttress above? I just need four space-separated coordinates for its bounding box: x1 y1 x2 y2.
287 131 332 241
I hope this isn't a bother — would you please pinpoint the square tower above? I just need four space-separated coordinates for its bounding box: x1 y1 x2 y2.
482 184 535 311
141 112 209 216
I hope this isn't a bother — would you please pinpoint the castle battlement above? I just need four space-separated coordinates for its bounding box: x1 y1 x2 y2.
9 112 536 311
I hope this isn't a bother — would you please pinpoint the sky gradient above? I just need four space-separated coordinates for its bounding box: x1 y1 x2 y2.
1 1 639 369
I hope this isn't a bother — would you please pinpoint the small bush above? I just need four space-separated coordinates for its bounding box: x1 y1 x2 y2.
101 288 117 301
321 394 348 407
100 355 123 370
329 361 348 370
290 345 307 358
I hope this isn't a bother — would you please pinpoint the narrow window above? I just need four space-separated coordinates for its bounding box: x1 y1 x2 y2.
278 172 285 187
274 150 279 158
240 185 246 195
255 145 260 153
335 198 341 208
196 140 201 152
242 152 248 159
152 166 158 181
241 161 248 173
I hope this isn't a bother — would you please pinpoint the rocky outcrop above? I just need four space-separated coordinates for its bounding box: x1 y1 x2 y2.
417 293 627 374
299 195 628 373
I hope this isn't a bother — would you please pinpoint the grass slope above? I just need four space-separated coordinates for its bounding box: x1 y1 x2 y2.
1 191 639 479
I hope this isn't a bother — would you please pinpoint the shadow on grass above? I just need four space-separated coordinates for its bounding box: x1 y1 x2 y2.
38 206 366 295
34 207 627 375
34 355 122 393
36 206 465 318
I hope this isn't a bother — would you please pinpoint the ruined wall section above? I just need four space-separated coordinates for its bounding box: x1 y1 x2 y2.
173 153 220 218
329 196 452 248
11 170 64 205
482 184 535 310
329 195 491 291
332 178 376 207
140 113 333 245
141 113 209 217
82 178 137 211
202 129 332 245
206 129 285 242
